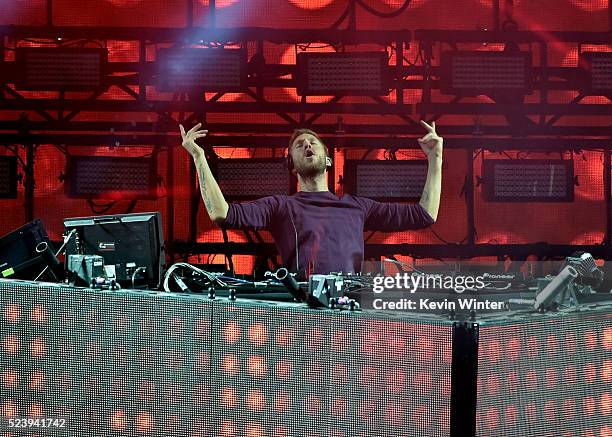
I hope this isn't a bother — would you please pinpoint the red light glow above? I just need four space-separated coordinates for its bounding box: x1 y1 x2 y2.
275 359 292 379
223 321 241 344
4 304 20 324
248 323 268 347
603 327 612 350
246 390 265 412
2 335 19 355
110 410 127 431
247 355 267 378
601 392 611 416
2 400 17 418
31 305 48 325
585 330 598 350
288 0 335 9
274 327 295 347
219 420 236 437
245 422 264 437
2 369 18 388
274 391 291 412
603 361 612 383
221 387 237 409
584 363 597 384
30 337 47 358
29 370 45 391
29 403 43 417
222 354 239 375
135 411 154 433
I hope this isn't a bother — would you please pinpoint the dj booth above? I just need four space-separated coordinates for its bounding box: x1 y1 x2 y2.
1 278 610 437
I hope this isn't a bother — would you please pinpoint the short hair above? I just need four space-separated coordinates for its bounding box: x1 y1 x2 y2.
288 128 328 153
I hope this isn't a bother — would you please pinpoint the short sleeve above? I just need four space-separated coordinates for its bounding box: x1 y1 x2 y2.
223 196 281 230
357 197 435 231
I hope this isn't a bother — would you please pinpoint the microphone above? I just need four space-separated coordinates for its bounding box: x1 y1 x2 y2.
276 267 307 302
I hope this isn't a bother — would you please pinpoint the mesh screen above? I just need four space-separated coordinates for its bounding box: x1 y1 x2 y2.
486 160 572 201
18 50 104 90
0 280 214 436
351 161 427 199
68 156 155 199
0 0 611 270
300 54 386 94
157 48 245 92
0 157 16 198
0 280 453 436
210 300 452 437
216 159 290 199
445 53 530 92
476 310 612 437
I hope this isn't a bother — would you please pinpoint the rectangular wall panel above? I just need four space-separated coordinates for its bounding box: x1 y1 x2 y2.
476 311 612 437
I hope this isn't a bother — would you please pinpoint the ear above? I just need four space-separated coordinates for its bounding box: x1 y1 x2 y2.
325 156 333 167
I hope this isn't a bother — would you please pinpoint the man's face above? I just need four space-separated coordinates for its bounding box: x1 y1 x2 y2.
290 133 328 177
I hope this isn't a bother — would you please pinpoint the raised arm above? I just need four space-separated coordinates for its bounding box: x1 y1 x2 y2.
417 120 443 222
180 123 229 223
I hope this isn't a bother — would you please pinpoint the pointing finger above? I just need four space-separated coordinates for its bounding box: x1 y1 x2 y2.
187 123 202 135
179 124 185 137
419 120 433 132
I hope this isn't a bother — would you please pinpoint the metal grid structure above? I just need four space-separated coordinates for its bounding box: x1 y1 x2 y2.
0 0 611 264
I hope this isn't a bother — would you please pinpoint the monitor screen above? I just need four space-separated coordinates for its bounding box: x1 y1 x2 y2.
63 212 165 289
0 219 50 279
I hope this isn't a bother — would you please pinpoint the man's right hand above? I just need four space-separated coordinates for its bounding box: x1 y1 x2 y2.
179 123 208 158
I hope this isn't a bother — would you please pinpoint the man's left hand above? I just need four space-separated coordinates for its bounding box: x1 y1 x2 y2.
418 120 443 160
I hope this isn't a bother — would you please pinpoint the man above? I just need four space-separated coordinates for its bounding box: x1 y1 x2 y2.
179 122 442 275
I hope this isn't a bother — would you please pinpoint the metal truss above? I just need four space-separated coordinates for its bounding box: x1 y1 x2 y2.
1 25 612 264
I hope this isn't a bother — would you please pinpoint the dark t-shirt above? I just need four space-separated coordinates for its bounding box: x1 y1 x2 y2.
223 191 434 274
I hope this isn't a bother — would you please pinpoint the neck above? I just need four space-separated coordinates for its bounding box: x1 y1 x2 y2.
297 172 329 192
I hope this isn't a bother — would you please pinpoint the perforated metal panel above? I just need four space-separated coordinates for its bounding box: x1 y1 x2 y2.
67 156 157 199
441 51 532 95
211 300 453 436
157 48 246 92
344 160 428 201
0 280 214 436
0 280 453 437
216 159 290 199
296 52 389 96
476 310 612 437
483 159 574 202
15 48 107 91
0 156 17 199
581 52 612 93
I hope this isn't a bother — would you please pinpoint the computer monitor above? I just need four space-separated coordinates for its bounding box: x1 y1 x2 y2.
63 212 165 289
0 219 51 279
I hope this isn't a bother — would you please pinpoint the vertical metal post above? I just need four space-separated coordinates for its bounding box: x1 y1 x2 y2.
604 147 611 245
164 134 175 263
348 0 356 31
450 321 479 437
210 0 216 29
24 143 35 223
187 0 194 28
539 43 548 126
493 0 500 30
421 40 433 122
396 38 404 106
139 39 146 102
46 0 53 26
466 148 476 246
